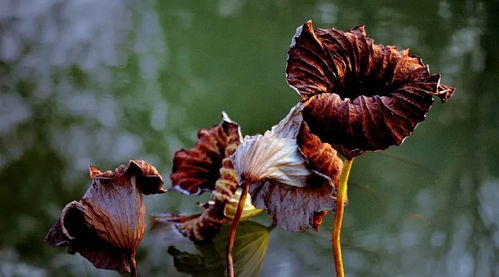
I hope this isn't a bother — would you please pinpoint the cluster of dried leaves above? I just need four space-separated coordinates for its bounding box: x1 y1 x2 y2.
167 104 343 239
45 20 455 276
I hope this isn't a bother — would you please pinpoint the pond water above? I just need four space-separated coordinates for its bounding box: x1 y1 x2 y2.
1 0 498 276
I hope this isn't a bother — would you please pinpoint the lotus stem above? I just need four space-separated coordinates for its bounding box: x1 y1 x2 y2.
130 253 137 277
332 158 354 277
226 181 250 277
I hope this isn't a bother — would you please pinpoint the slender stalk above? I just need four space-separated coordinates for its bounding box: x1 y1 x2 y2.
332 158 354 277
226 181 250 277
226 182 249 277
130 253 137 277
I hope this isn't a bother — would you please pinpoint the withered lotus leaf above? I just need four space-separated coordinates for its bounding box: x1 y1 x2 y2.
45 160 166 274
286 20 456 159
171 113 242 195
250 176 334 231
296 121 344 229
297 122 343 186
167 113 243 242
232 104 312 187
233 104 343 231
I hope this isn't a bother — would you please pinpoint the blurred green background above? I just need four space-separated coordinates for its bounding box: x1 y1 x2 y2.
0 0 498 276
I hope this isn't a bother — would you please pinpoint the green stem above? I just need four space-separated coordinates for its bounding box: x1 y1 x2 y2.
226 181 250 277
332 158 354 277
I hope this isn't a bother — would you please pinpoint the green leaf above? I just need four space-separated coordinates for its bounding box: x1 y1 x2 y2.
168 221 271 277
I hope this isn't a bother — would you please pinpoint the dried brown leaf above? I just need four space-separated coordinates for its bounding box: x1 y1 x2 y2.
45 160 165 273
168 114 242 242
297 122 343 186
171 113 241 195
287 20 456 159
249 173 335 232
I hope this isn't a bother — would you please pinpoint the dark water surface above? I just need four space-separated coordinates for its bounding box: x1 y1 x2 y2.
1 0 498 276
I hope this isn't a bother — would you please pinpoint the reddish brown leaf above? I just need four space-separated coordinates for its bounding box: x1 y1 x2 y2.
167 114 242 242
297 122 345 229
297 122 343 186
45 160 165 274
46 202 132 273
287 20 456 159
175 203 227 243
171 113 241 195
312 211 328 231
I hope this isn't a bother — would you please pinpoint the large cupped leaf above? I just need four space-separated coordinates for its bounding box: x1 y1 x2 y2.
286 20 456 159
